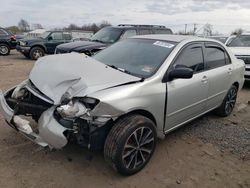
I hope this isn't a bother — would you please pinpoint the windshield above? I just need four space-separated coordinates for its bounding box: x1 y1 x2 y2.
228 35 250 47
91 27 122 44
40 31 50 39
93 38 177 78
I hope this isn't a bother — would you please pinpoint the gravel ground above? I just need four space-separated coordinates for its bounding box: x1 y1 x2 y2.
0 51 249 188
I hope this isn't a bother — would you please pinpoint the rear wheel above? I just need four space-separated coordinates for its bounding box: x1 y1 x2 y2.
0 43 10 55
104 115 157 175
29 47 45 60
215 85 238 117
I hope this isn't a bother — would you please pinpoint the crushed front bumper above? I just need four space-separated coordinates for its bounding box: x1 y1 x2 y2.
0 90 68 149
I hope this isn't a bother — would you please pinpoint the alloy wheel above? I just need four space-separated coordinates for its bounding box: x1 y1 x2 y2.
122 127 155 170
33 49 43 59
0 45 8 55
225 87 237 115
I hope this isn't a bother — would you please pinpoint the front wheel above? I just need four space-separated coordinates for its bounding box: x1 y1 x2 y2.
0 43 10 55
29 47 45 60
215 85 238 117
104 115 157 175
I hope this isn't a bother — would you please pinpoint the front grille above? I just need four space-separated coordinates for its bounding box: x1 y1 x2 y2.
236 55 250 64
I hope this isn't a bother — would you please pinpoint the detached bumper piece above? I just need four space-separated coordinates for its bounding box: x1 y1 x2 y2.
0 90 68 149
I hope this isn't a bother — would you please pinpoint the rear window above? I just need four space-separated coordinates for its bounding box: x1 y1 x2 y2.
205 47 226 69
138 29 152 35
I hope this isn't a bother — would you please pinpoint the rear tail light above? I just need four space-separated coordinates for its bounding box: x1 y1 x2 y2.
10 35 16 41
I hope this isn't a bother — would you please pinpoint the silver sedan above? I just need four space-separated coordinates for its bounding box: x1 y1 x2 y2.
0 35 245 175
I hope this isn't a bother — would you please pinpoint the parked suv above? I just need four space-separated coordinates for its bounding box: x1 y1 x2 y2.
0 27 17 55
227 33 250 81
0 35 245 175
16 31 72 60
55 24 173 56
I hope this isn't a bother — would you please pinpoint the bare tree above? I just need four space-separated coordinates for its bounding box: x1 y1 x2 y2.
99 20 112 29
18 19 30 31
231 28 243 35
31 23 43 30
203 23 213 36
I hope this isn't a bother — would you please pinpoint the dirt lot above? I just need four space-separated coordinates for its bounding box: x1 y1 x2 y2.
0 51 249 188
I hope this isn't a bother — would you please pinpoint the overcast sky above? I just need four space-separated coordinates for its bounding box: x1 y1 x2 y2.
1 0 250 34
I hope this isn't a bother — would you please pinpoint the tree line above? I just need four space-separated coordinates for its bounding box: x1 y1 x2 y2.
4 18 244 36
5 19 111 34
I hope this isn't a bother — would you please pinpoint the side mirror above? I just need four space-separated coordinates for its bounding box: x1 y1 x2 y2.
47 36 53 41
162 65 194 82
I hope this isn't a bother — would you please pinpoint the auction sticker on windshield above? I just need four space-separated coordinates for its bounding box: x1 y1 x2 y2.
153 41 175 48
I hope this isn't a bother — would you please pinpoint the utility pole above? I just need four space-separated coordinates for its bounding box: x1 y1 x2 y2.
185 24 187 34
193 23 197 35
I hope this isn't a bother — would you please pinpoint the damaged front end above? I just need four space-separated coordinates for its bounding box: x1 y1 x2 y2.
0 80 120 150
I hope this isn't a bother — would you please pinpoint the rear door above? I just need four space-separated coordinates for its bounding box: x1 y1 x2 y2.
203 42 233 110
165 43 208 130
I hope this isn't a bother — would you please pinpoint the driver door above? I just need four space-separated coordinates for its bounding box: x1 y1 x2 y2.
165 43 209 130
45 32 64 53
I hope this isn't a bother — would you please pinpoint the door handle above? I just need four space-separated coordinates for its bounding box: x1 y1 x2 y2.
201 75 208 83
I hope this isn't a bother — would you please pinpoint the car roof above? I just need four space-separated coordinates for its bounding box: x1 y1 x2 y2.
108 25 171 30
132 34 213 43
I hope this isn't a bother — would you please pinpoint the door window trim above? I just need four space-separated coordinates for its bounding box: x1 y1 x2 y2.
166 42 205 76
204 42 231 70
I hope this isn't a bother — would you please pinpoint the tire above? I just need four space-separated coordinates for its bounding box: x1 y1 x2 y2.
0 43 10 56
29 47 45 60
215 85 238 117
104 115 157 175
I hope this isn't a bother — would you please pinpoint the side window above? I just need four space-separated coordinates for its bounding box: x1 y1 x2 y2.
174 45 204 73
205 46 226 69
63 33 72 40
120 30 136 39
154 29 172 34
138 29 152 35
50 32 63 40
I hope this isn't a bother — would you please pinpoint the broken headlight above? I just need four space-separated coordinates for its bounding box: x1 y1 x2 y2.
57 101 88 118
11 80 28 99
57 97 99 119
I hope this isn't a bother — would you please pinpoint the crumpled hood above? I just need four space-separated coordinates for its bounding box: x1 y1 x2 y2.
229 47 250 56
57 41 107 52
29 53 140 104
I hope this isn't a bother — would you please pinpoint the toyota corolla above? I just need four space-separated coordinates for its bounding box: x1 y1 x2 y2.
0 35 245 175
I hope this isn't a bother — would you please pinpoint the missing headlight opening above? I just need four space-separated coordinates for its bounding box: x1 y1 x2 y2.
3 81 115 151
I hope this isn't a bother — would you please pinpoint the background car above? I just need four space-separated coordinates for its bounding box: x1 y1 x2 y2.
0 27 17 55
16 31 72 60
55 24 173 56
227 33 250 81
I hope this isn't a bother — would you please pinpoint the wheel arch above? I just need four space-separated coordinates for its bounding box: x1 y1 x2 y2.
30 44 46 52
232 81 239 90
117 109 157 127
